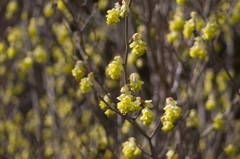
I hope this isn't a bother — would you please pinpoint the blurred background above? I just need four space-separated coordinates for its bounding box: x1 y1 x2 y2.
0 0 240 159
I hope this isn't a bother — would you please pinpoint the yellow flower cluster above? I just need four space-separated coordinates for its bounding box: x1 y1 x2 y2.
169 15 185 32
122 137 141 159
33 45 47 63
213 113 224 130
99 95 115 117
216 70 230 93
80 72 94 93
19 57 33 72
189 37 207 60
129 33 147 57
186 109 199 128
72 61 86 81
161 97 182 132
183 19 194 39
106 9 120 26
106 56 123 79
203 69 214 95
139 100 154 126
166 146 179 159
202 21 219 40
140 107 154 126
117 85 141 113
106 0 129 26
166 9 185 44
183 11 204 39
224 144 237 156
5 0 18 19
129 73 144 92
205 94 216 111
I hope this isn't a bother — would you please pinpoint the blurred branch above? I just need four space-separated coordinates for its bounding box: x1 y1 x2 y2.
123 0 134 84
209 42 240 97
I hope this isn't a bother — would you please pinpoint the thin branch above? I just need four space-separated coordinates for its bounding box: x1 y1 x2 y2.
150 120 162 138
123 16 129 84
127 119 150 138
138 145 153 158
80 7 97 31
98 95 121 115
123 0 134 84
209 42 240 97
148 137 157 159
132 108 143 120
98 94 157 158
200 125 214 138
